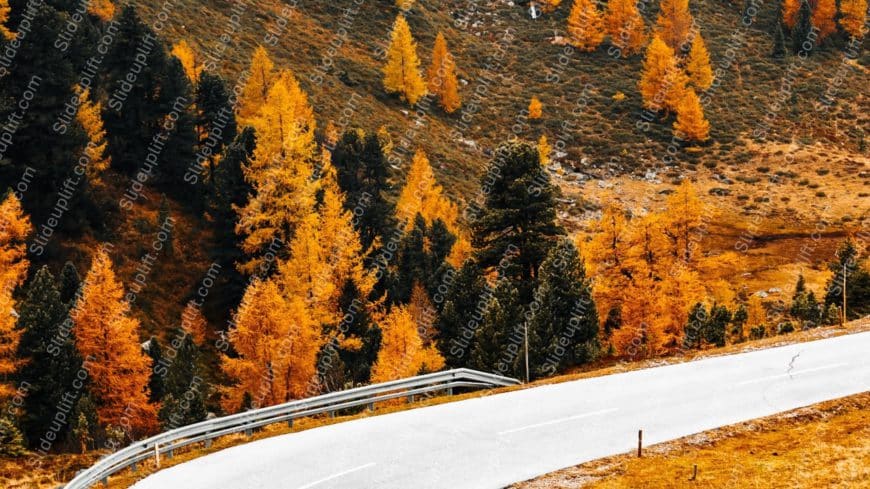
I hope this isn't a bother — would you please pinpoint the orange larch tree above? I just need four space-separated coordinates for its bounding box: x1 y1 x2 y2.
0 0 13 40
171 40 201 84
426 32 461 113
383 14 427 105
370 306 444 383
0 193 31 400
782 0 800 29
87 0 115 21
236 68 317 273
537 135 551 166
605 0 647 56
811 0 838 41
76 87 111 183
541 0 562 12
528 96 543 119
638 34 681 111
686 32 713 91
181 301 208 346
839 0 868 38
567 0 605 52
221 278 322 411
395 150 471 266
72 248 156 436
661 180 704 264
655 0 694 53
237 46 276 125
673 88 710 142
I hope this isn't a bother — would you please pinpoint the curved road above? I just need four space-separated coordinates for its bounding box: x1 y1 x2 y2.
132 331 870 489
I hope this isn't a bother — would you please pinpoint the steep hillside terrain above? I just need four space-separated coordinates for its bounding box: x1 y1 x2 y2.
132 0 868 296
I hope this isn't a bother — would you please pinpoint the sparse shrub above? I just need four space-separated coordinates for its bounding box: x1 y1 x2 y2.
816 168 830 176
815 191 826 197
757 166 770 173
777 321 795 334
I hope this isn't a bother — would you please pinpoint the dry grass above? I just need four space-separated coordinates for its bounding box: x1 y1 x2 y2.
512 392 870 489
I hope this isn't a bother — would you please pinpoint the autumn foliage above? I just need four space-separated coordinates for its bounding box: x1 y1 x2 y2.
639 35 683 112
0 194 30 400
383 14 427 105
396 150 471 266
76 87 111 182
426 32 461 113
782 0 800 29
811 0 838 41
673 88 710 142
528 96 543 119
567 0 605 52
236 63 317 273
655 0 694 53
72 249 157 435
584 182 709 359
87 0 115 21
171 40 202 83
686 33 713 91
605 0 646 56
221 278 322 411
237 46 276 125
0 0 13 40
840 0 868 38
370 306 444 383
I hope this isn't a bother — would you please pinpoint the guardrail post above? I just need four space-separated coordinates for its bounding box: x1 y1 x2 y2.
101 476 108 487
329 410 335 419
367 402 374 411
131 461 137 473
245 427 253 437
407 394 414 403
287 418 294 428
205 438 212 449
155 442 161 468
447 386 453 396
167 449 174 460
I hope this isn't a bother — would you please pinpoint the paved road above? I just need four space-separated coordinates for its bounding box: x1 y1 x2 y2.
132 331 870 489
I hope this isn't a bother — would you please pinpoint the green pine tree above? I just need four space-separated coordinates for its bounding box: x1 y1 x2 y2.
703 304 731 347
469 279 522 377
146 337 166 404
331 130 396 252
730 304 748 343
195 72 238 185
772 21 787 58
335 280 381 385
436 260 487 367
792 0 814 55
527 239 599 379
17 267 83 449
471 140 564 302
58 261 81 306
825 240 870 320
683 302 707 350
0 417 26 457
158 333 207 429
158 194 174 256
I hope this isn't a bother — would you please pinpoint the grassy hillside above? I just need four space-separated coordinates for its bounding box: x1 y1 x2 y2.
136 0 868 193
129 0 867 301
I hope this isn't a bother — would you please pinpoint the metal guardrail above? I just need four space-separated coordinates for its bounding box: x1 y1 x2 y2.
64 368 519 489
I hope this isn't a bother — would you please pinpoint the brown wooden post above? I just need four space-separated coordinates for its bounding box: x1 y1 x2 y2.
637 430 643 457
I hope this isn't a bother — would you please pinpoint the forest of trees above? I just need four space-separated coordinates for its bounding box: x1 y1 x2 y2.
0 0 866 461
